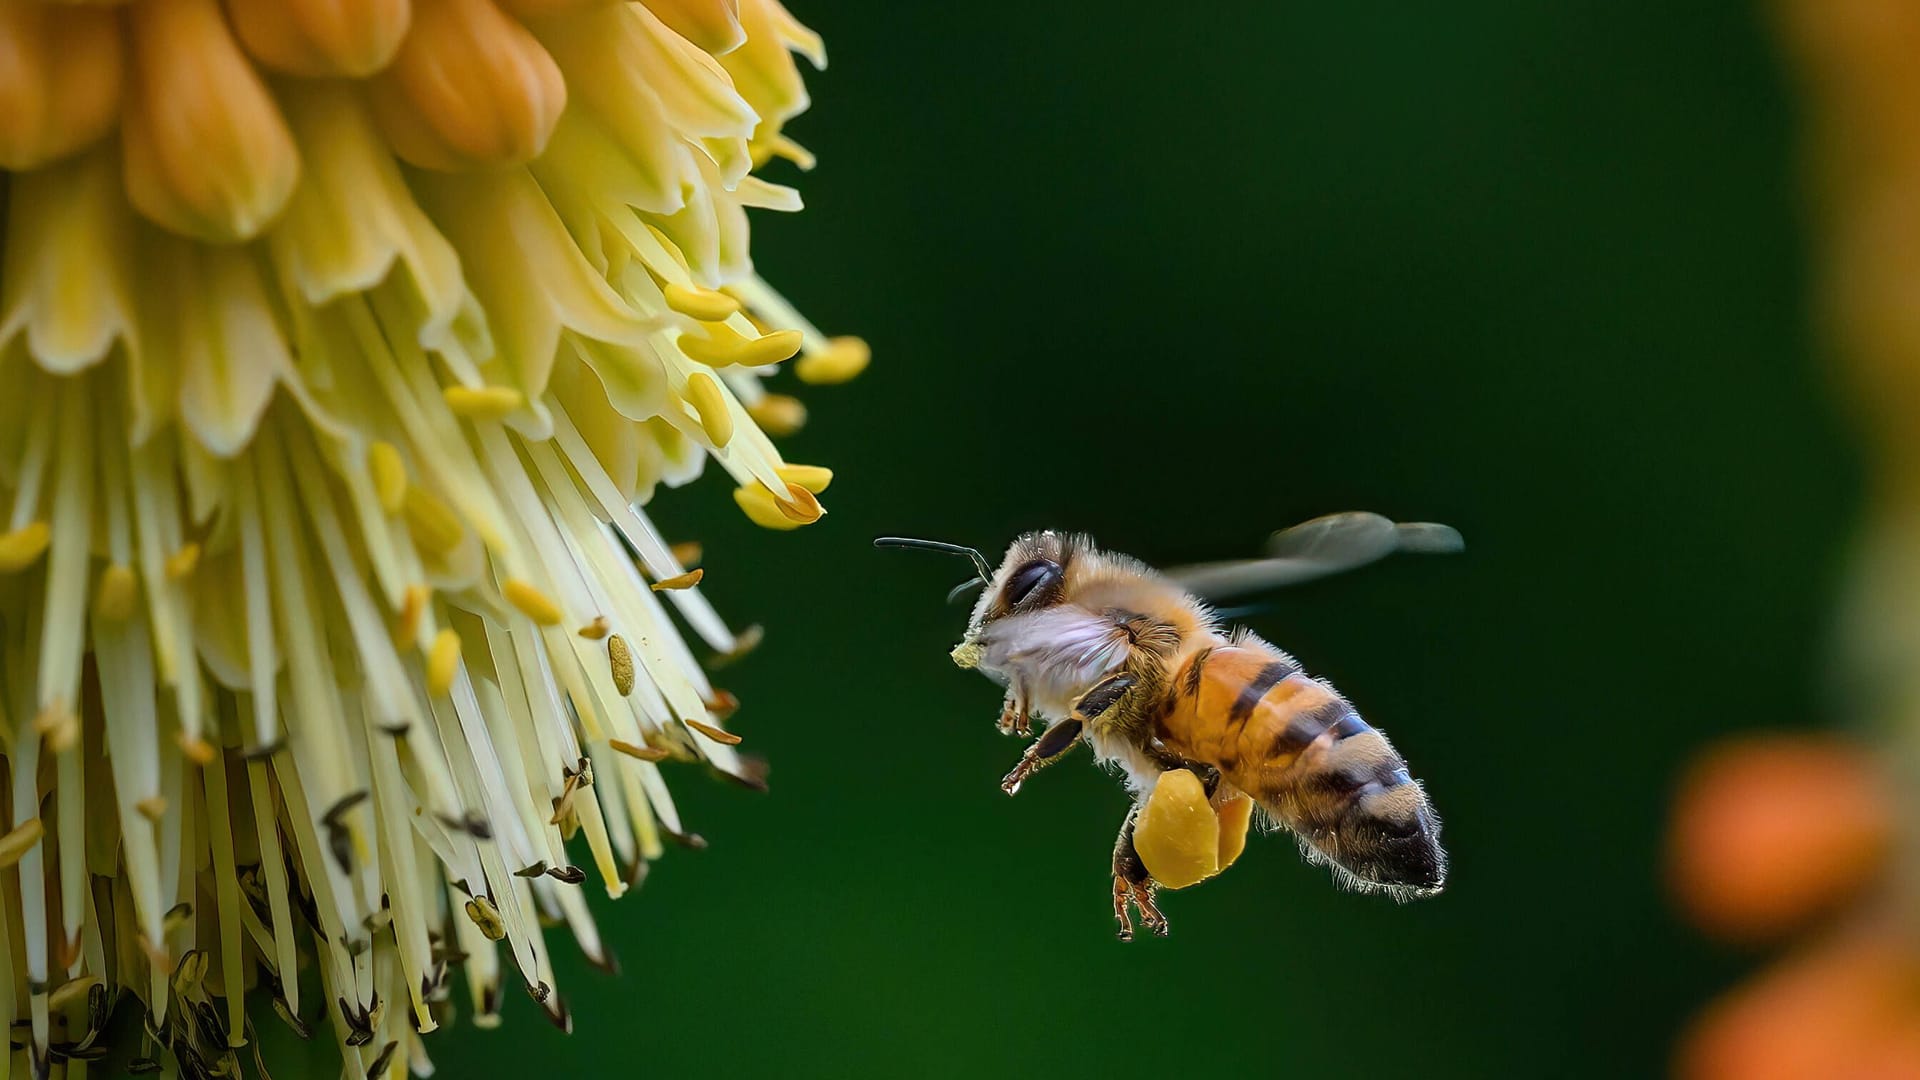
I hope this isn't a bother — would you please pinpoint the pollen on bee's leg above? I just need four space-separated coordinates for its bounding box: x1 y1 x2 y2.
651 568 703 591
442 386 524 421
662 283 742 322
795 336 870 385
503 578 562 626
427 629 461 697
0 522 51 572
1133 770 1223 891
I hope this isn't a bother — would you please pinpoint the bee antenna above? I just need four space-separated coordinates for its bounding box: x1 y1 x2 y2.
946 578 987 604
873 536 995 584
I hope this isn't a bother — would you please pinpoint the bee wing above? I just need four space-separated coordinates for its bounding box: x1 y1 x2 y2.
1167 512 1464 599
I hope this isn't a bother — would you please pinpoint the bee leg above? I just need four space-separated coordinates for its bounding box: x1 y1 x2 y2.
1000 717 1084 795
996 689 1032 738
1111 804 1170 942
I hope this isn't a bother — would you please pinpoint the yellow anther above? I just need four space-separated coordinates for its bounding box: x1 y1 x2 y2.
685 372 734 448
176 732 217 766
93 564 138 623
427 629 461 696
164 543 202 581
0 818 44 869
775 463 833 494
662 282 742 322
0 522 51 572
609 739 671 763
403 488 465 556
395 584 430 648
607 635 635 697
669 541 703 567
35 704 76 754
463 896 506 941
651 568 703 592
503 578 563 626
136 797 168 822
746 394 807 438
679 327 803 368
578 615 610 641
732 481 825 531
795 336 871 385
443 386 524 421
368 440 408 514
683 718 742 746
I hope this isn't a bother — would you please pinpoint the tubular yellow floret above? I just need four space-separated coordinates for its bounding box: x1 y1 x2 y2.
504 578 564 626
428 628 462 697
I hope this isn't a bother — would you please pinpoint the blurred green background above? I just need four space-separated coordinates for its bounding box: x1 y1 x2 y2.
439 2 1858 1076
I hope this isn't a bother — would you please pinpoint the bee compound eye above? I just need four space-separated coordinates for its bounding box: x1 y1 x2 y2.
1004 559 1061 605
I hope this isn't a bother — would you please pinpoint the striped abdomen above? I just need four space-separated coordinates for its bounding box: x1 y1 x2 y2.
1156 642 1445 897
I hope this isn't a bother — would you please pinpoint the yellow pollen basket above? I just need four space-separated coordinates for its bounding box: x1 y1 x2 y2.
1134 771 1254 890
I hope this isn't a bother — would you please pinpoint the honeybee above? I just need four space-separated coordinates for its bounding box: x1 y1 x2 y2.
877 513 1462 940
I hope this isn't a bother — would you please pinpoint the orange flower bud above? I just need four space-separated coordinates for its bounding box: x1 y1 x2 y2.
370 0 566 170
123 0 301 241
1668 735 1892 943
225 0 413 77
0 4 122 170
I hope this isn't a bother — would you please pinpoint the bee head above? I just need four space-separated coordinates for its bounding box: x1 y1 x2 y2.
873 531 1084 669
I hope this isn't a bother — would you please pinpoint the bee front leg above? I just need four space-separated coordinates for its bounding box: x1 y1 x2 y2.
999 673 1136 796
1111 803 1169 942
996 687 1031 737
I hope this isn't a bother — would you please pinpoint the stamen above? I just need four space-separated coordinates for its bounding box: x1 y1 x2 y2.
92 564 138 622
608 740 670 763
795 336 871 384
35 703 77 753
679 327 802 368
746 394 807 437
661 283 742 322
175 733 217 766
705 690 741 720
427 629 461 697
403 488 466 555
774 464 832 494
367 441 408 515
669 541 703 566
684 718 742 746
135 797 167 822
395 584 430 648
577 616 610 640
707 623 764 669
163 542 202 581
0 819 44 868
462 897 506 942
0 522 51 572
442 386 525 421
607 635 635 697
685 372 734 448
732 482 825 530
502 578 563 626
650 569 703 592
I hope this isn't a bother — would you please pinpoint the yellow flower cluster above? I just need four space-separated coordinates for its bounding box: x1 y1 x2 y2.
0 0 863 1074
